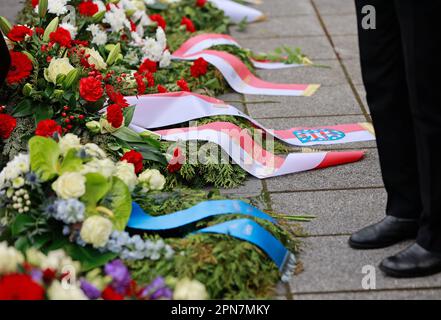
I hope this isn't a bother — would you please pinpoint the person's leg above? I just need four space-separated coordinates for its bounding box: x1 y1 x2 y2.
349 0 420 249
380 0 441 277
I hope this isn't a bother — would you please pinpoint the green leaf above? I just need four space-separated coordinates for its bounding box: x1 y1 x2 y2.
11 214 35 236
129 143 166 164
35 105 54 123
81 173 112 209
29 136 60 181
65 244 117 271
123 106 135 126
111 126 144 143
12 99 33 117
59 149 83 174
106 177 132 231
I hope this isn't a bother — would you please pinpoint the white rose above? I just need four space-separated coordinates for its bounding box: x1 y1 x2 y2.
84 48 107 71
52 172 86 199
59 133 82 155
138 169 165 192
83 143 107 159
80 215 113 248
0 242 24 274
114 161 137 191
173 278 208 300
44 57 75 84
47 281 88 300
82 158 115 178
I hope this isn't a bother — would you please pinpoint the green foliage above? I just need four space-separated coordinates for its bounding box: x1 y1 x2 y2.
29 136 60 181
105 177 133 231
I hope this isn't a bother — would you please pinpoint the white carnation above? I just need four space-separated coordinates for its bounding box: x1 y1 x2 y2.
35 0 70 16
142 38 163 62
86 24 108 46
103 4 130 33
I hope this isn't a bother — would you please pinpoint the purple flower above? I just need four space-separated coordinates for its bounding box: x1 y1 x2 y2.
80 279 102 300
104 260 131 294
139 277 172 300
30 269 43 283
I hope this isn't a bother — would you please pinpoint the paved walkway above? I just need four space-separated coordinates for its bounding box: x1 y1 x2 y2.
3 0 440 300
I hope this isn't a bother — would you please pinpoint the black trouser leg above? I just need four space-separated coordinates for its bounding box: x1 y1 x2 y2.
355 0 422 219
393 0 441 252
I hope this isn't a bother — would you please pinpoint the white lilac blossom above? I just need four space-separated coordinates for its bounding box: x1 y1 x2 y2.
86 24 108 46
103 4 131 33
105 230 175 261
47 199 86 224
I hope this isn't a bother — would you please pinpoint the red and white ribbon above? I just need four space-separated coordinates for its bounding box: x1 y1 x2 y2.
130 121 365 179
208 0 265 24
125 92 375 146
173 33 303 70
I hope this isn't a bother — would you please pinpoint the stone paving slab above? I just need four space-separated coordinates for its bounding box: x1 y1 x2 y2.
220 177 263 198
332 35 360 60
265 148 383 193
255 60 348 87
320 14 358 36
257 115 376 149
239 36 336 61
290 236 441 293
230 15 323 39
342 59 364 86
257 0 315 18
312 0 357 16
245 84 363 118
271 188 386 236
216 92 246 112
294 289 441 300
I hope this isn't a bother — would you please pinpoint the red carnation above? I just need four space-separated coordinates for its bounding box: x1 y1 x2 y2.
177 79 190 92
190 57 208 78
0 274 45 300
34 27 44 36
80 76 103 102
106 104 124 129
149 14 166 30
138 59 157 74
78 0 99 16
196 0 207 7
167 147 184 173
157 85 167 93
106 85 129 108
145 72 155 88
31 0 39 8
49 27 72 48
134 73 146 95
6 51 33 84
35 119 62 137
181 17 196 33
0 114 17 140
121 150 143 174
7 25 33 42
102 285 124 300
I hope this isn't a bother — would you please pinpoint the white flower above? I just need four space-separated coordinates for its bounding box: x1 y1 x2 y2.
40 249 80 273
35 0 70 16
114 161 137 191
44 57 75 84
47 281 88 300
138 169 165 192
159 49 171 68
142 38 163 62
80 215 113 248
82 158 115 178
0 153 29 182
93 0 106 12
86 24 108 46
84 48 107 70
156 27 167 51
12 177 25 189
0 242 24 274
173 278 209 300
103 4 130 33
59 22 77 39
59 133 81 155
83 143 107 159
52 172 86 199
25 248 47 268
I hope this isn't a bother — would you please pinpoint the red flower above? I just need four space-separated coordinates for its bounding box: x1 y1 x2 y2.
0 274 45 300
121 150 144 174
177 79 190 92
167 147 184 173
145 72 155 88
138 59 157 74
157 85 167 93
78 0 99 16
80 76 103 102
196 0 207 7
42 268 57 283
34 27 44 36
49 27 72 48
7 51 33 85
0 114 17 139
35 119 62 137
102 285 124 300
190 57 208 78
31 0 39 8
7 25 33 42
106 104 124 129
134 73 146 95
149 14 166 30
106 85 129 108
181 17 196 33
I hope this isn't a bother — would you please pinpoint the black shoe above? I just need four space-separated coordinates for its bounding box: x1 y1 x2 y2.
348 216 418 249
380 243 441 278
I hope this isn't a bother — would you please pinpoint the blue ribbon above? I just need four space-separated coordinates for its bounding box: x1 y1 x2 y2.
128 200 275 230
127 200 296 281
